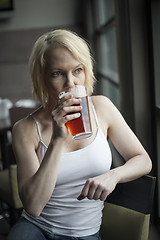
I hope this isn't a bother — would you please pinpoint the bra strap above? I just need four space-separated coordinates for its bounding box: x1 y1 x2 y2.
89 97 99 128
30 114 43 142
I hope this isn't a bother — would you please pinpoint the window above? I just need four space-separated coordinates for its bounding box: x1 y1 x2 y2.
150 0 160 220
84 0 158 223
92 0 120 108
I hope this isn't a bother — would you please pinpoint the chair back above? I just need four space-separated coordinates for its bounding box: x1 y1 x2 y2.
101 175 156 240
9 164 23 209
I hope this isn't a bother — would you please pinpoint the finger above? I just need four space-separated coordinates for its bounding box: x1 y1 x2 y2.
100 190 108 201
63 105 82 115
53 112 81 130
55 101 82 119
52 95 80 115
64 112 81 123
59 95 82 107
87 181 97 200
92 186 103 200
52 104 82 125
77 193 85 200
77 179 91 200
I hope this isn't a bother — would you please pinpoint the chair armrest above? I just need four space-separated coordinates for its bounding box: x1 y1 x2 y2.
9 164 23 209
105 175 156 214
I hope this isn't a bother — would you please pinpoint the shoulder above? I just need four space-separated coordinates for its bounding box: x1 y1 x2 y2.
12 106 43 136
12 116 34 136
91 95 114 109
91 95 111 106
91 95 118 116
12 116 35 142
91 95 124 128
12 111 40 150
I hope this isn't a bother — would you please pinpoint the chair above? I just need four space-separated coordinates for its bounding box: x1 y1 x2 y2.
0 106 37 225
101 175 156 240
0 164 23 225
0 106 37 169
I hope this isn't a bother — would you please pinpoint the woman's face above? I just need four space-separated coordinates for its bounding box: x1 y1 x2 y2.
45 47 85 105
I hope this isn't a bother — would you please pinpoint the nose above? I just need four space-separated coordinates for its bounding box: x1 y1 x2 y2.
64 72 75 88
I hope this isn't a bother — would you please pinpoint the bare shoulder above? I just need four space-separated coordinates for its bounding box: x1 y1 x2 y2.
12 106 43 138
91 95 109 104
91 95 115 109
13 115 34 136
91 95 120 125
12 114 38 150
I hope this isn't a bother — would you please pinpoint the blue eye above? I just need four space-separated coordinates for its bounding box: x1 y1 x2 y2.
74 68 83 74
51 71 61 77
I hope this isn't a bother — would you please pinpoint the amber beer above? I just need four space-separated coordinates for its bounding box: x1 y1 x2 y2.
59 85 92 140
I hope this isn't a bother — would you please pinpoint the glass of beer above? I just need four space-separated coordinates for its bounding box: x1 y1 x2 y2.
59 85 92 140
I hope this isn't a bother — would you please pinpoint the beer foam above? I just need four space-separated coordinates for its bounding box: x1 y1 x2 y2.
59 85 87 99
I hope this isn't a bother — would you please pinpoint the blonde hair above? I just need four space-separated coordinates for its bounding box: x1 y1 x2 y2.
29 29 96 107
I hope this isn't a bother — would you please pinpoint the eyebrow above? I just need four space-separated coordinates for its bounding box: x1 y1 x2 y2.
73 64 83 69
48 64 83 72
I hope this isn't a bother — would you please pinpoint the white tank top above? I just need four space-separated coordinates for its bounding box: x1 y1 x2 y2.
22 100 112 237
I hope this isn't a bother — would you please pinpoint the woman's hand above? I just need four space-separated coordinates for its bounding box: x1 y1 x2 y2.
51 94 82 139
77 170 119 201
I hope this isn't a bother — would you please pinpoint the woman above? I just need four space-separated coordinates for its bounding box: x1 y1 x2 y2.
8 29 152 240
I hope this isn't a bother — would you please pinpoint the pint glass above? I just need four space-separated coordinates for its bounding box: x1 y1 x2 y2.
59 85 92 140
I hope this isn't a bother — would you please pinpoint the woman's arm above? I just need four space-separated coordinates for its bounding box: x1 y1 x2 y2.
12 118 64 217
78 95 152 201
13 95 82 217
107 96 152 181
